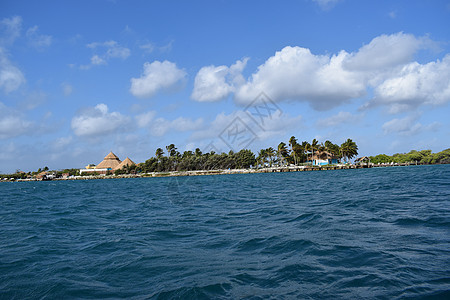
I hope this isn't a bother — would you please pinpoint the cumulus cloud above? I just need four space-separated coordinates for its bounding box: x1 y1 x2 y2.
382 115 440 136
235 47 366 110
0 16 22 45
316 111 362 127
344 32 428 73
193 33 445 113
0 102 32 139
71 103 130 137
0 47 25 93
130 60 186 98
368 54 450 113
191 58 248 102
26 25 52 50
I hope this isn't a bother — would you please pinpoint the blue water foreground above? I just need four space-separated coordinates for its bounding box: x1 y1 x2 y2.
1 165 449 299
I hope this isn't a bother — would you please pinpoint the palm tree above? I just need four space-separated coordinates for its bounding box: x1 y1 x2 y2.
289 136 298 165
267 147 276 167
257 148 267 168
340 138 358 163
155 148 164 161
293 143 303 164
278 142 288 166
182 150 193 159
166 144 177 157
317 143 326 164
303 141 311 164
301 141 309 163
311 139 319 165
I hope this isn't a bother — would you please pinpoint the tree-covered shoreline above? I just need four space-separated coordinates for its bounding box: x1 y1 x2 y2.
1 137 449 180
369 149 450 165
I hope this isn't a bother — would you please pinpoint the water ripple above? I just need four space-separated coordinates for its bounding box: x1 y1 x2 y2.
0 165 449 298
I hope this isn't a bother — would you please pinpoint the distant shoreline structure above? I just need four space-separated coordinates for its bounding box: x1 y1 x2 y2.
6 162 447 182
2 147 449 182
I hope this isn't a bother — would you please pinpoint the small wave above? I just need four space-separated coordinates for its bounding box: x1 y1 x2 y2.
152 282 232 299
283 212 322 224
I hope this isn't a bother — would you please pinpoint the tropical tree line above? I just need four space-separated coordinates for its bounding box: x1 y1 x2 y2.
369 149 450 164
138 145 256 173
3 146 450 179
137 138 358 173
274 137 358 166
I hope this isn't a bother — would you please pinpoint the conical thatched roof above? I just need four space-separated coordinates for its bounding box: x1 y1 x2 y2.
96 151 122 169
114 157 136 171
104 152 120 160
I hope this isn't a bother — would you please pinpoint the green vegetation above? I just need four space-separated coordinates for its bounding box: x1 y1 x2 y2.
138 148 256 173
2 140 449 180
0 171 28 180
369 149 450 164
136 137 357 174
56 169 80 177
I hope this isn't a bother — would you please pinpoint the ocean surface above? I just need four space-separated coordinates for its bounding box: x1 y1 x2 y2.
1 165 449 299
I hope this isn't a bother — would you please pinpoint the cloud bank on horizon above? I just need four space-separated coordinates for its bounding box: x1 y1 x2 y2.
0 0 449 173
192 33 448 113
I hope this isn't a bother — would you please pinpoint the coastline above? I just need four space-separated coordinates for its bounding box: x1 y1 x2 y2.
7 162 440 182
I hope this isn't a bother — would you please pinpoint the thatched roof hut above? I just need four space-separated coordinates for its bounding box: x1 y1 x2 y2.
355 156 370 163
96 151 122 170
114 157 136 171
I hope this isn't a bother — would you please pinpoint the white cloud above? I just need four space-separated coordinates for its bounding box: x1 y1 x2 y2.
19 90 47 110
370 54 450 113
0 47 25 93
382 115 440 136
139 40 174 54
344 32 428 73
87 40 130 59
0 102 32 139
0 16 22 45
140 42 154 54
235 46 365 110
136 112 203 137
191 58 248 102
91 54 106 65
312 0 341 10
81 40 130 69
71 103 130 137
52 136 73 149
136 111 156 128
317 111 362 127
193 33 444 113
26 25 52 50
130 60 186 98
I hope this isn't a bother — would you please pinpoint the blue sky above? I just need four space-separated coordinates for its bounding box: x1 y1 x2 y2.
1 0 449 173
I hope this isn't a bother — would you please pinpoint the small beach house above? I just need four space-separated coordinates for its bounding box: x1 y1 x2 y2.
307 151 339 166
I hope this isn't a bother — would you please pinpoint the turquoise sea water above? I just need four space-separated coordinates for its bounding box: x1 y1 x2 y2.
1 165 449 299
